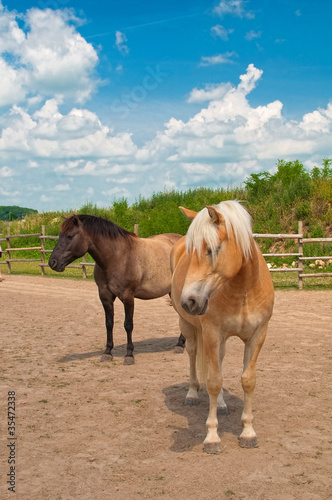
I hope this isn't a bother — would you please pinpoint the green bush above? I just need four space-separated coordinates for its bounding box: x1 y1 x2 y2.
1 158 331 256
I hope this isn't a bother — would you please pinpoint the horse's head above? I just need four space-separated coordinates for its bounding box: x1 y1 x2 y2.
49 214 88 272
179 201 253 315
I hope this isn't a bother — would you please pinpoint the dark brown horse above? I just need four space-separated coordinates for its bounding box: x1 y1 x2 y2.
49 214 185 364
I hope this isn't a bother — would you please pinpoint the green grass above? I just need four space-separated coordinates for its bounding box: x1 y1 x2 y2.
271 271 332 290
0 260 95 280
1 261 331 289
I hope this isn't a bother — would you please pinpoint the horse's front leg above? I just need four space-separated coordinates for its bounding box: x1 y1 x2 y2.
95 268 116 361
169 294 186 354
102 298 115 358
203 330 223 454
239 324 268 448
122 293 135 365
179 318 200 405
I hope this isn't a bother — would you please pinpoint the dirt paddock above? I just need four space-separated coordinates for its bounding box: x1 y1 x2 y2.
0 275 331 499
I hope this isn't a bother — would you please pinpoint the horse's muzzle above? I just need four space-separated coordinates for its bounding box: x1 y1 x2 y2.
49 258 65 272
181 295 209 316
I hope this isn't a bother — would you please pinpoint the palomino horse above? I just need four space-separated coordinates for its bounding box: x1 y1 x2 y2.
49 214 185 364
171 200 274 453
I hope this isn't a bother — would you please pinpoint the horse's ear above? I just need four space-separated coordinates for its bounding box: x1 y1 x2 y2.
179 206 197 221
72 213 81 226
207 206 223 226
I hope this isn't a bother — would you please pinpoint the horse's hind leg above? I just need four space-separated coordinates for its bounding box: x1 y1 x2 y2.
173 333 186 354
179 318 199 405
239 324 268 448
169 293 186 354
122 293 135 365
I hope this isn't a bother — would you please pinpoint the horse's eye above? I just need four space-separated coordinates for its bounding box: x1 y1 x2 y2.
207 245 222 258
67 234 74 240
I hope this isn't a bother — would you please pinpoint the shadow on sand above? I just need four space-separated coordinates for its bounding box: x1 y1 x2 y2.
163 383 243 453
57 336 181 362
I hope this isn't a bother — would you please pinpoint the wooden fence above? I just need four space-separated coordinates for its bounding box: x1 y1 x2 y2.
1 222 331 289
253 222 332 289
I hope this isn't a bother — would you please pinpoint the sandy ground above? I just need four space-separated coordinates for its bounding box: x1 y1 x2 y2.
0 274 331 499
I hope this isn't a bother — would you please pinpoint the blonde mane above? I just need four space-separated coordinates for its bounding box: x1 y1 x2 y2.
186 200 253 260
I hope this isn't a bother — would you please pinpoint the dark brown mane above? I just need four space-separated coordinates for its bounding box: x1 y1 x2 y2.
61 214 136 241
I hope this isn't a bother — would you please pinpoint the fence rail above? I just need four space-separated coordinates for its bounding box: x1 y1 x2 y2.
1 222 332 289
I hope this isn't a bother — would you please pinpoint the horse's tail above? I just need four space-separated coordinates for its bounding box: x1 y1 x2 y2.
196 328 208 384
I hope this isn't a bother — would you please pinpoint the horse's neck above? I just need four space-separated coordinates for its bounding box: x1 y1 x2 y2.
86 230 132 270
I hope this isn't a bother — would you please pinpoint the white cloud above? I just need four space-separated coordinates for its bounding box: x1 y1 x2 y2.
54 184 70 191
245 30 262 41
0 186 19 196
0 5 99 106
0 165 14 177
211 24 234 41
213 0 255 19
238 63 263 93
181 162 214 183
1 62 331 205
40 194 52 202
102 186 131 198
199 52 237 66
0 99 137 162
0 2 25 52
299 106 331 133
132 64 332 197
115 31 129 55
0 58 27 106
188 83 232 103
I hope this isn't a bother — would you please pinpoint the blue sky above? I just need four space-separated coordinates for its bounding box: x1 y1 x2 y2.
0 0 331 212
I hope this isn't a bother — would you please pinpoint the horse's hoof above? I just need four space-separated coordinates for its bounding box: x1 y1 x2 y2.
124 356 135 365
185 397 199 406
100 354 113 362
238 436 258 448
217 406 229 416
203 441 222 454
173 346 184 354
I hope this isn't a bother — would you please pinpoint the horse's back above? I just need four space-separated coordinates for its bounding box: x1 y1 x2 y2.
131 234 182 299
147 233 182 246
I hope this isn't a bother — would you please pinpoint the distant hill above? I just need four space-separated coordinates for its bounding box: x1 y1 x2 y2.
0 205 38 221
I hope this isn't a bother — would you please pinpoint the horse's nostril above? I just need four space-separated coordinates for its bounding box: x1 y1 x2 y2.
181 297 197 313
181 294 209 316
49 258 57 269
187 298 196 312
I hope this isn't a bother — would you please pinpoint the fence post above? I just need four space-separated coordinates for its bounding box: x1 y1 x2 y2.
298 221 303 290
41 225 45 276
134 224 139 236
6 227 11 274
